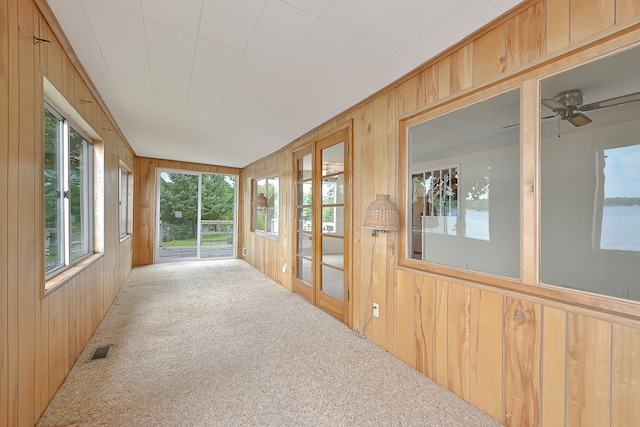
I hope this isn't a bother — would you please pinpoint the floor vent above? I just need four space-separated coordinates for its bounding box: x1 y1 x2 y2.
88 345 112 362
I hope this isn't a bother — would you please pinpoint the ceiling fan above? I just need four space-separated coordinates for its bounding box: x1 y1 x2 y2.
542 89 640 127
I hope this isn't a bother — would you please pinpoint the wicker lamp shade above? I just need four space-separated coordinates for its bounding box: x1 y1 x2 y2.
363 194 399 231
253 192 268 208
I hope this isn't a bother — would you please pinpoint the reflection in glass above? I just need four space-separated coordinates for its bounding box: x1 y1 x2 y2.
323 175 344 204
298 155 312 180
68 127 93 261
600 145 640 252
297 233 313 257
408 89 520 279
297 182 312 206
322 206 343 235
322 142 344 175
321 265 344 301
322 236 344 268
297 257 312 285
297 207 312 232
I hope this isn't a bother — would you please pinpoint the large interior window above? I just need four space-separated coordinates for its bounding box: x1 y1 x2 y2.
119 163 133 239
44 102 95 276
252 176 279 234
540 45 640 301
407 89 521 279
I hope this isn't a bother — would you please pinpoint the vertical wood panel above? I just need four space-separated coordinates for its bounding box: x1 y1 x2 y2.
396 77 417 116
616 0 640 22
384 92 397 353
450 44 473 94
542 306 567 427
506 2 545 70
612 324 640 427
447 282 471 400
438 57 451 99
570 0 615 43
473 24 506 84
470 289 503 421
566 313 611 427
0 0 10 423
415 275 436 379
395 270 415 367
17 0 37 423
360 101 375 340
434 279 448 387
372 94 388 348
546 0 570 52
351 109 363 333
47 288 65 401
504 297 541 427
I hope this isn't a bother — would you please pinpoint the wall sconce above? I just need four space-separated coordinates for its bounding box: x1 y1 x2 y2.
253 192 268 208
363 194 399 237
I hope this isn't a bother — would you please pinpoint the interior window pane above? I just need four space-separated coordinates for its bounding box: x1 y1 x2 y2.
321 264 343 301
68 128 93 261
540 46 640 301
120 168 128 237
44 107 64 273
267 178 278 234
322 206 343 236
408 89 520 279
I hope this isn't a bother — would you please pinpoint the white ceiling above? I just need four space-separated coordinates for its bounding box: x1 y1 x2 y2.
46 0 523 168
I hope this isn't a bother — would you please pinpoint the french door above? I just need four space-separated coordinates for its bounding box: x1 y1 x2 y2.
294 127 350 324
156 169 237 262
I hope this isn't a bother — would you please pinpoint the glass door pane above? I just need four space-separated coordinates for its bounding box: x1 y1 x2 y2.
295 152 313 289
320 141 345 302
158 171 199 260
200 174 236 259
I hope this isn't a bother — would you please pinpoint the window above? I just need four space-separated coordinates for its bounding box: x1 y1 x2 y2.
540 45 640 301
119 163 133 239
252 176 279 234
44 102 95 277
406 89 521 279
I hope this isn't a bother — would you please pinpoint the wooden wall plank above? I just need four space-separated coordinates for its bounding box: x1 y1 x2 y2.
438 57 451 99
542 306 567 427
415 275 436 379
473 24 506 85
447 282 471 400
17 0 37 423
570 0 615 43
566 313 611 427
0 0 10 423
47 287 65 401
450 44 473 94
504 297 541 427
435 279 448 388
384 91 397 352
616 0 640 23
396 77 418 116
546 0 570 53
360 101 375 339
612 324 640 427
372 94 388 348
506 1 545 70
470 289 503 421
395 270 415 367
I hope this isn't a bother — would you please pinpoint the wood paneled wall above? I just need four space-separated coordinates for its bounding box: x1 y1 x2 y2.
134 157 242 266
242 1 640 426
1 1 135 425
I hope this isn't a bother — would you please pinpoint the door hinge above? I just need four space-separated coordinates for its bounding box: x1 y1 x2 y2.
347 289 350 301
346 143 350 155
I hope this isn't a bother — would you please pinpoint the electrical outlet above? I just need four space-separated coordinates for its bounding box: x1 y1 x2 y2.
373 303 379 318
242 247 247 256
282 263 287 273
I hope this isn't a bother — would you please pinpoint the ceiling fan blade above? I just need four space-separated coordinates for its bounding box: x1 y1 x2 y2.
578 91 640 112
564 112 592 127
542 98 569 111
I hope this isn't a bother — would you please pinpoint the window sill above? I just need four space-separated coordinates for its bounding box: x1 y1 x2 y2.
120 234 132 244
44 253 104 297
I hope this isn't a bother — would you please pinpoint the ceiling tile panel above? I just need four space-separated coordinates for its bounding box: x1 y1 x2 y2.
280 0 332 18
92 0 142 16
146 21 197 77
198 0 267 51
141 0 203 35
320 0 396 36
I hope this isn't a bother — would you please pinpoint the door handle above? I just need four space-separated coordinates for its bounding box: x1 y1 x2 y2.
307 235 313 240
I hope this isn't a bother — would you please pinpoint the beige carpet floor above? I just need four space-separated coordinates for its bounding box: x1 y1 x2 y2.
37 260 503 427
